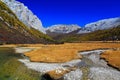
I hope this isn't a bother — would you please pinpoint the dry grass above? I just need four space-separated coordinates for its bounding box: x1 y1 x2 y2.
0 44 17 48
24 42 120 63
101 49 120 69
25 48 80 63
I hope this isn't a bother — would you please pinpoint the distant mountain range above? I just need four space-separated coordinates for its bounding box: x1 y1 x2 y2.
46 24 80 33
78 17 120 34
46 24 81 37
46 17 120 42
58 26 120 42
47 17 120 35
0 0 120 44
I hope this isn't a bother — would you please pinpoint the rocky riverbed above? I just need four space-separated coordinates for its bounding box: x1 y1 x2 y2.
15 47 120 80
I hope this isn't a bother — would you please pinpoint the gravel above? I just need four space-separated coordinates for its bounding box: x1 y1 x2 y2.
18 59 81 73
64 69 82 80
89 67 120 80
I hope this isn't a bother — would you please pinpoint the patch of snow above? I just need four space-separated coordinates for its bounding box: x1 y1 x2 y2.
0 16 4 21
78 17 120 34
5 21 10 27
77 29 91 34
85 17 120 30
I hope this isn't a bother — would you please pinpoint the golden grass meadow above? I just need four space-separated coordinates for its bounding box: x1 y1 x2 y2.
19 42 120 69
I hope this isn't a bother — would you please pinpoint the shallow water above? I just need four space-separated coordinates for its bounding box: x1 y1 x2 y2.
0 47 41 80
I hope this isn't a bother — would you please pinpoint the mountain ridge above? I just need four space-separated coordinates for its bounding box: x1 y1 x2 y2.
56 26 120 42
46 24 81 33
0 0 53 44
46 18 120 42
1 0 46 33
46 17 120 35
78 17 120 34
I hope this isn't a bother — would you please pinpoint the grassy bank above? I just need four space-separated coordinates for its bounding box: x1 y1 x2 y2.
0 47 41 80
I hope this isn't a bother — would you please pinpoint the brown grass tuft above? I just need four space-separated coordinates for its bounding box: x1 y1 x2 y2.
101 49 120 69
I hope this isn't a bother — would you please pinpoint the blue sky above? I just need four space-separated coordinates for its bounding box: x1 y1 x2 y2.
17 0 120 27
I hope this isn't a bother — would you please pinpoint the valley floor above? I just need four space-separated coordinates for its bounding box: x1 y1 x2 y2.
0 42 120 80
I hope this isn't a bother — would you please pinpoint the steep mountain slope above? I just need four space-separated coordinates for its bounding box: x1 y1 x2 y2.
0 1 53 44
46 24 81 37
78 17 120 34
1 0 45 33
59 25 120 42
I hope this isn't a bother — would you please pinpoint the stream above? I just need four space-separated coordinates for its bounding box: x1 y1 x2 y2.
1 47 120 80
15 47 120 80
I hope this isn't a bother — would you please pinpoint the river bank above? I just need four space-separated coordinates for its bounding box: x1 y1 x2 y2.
1 42 120 80
0 47 41 80
16 47 120 80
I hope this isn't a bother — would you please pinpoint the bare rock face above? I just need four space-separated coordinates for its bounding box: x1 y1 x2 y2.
1 0 46 33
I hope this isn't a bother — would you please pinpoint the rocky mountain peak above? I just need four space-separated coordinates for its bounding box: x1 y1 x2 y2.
78 17 120 34
85 17 120 30
46 24 81 34
1 0 46 33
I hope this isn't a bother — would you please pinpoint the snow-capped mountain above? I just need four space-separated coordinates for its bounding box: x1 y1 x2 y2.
46 24 81 34
1 0 45 33
78 17 120 34
47 17 120 34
